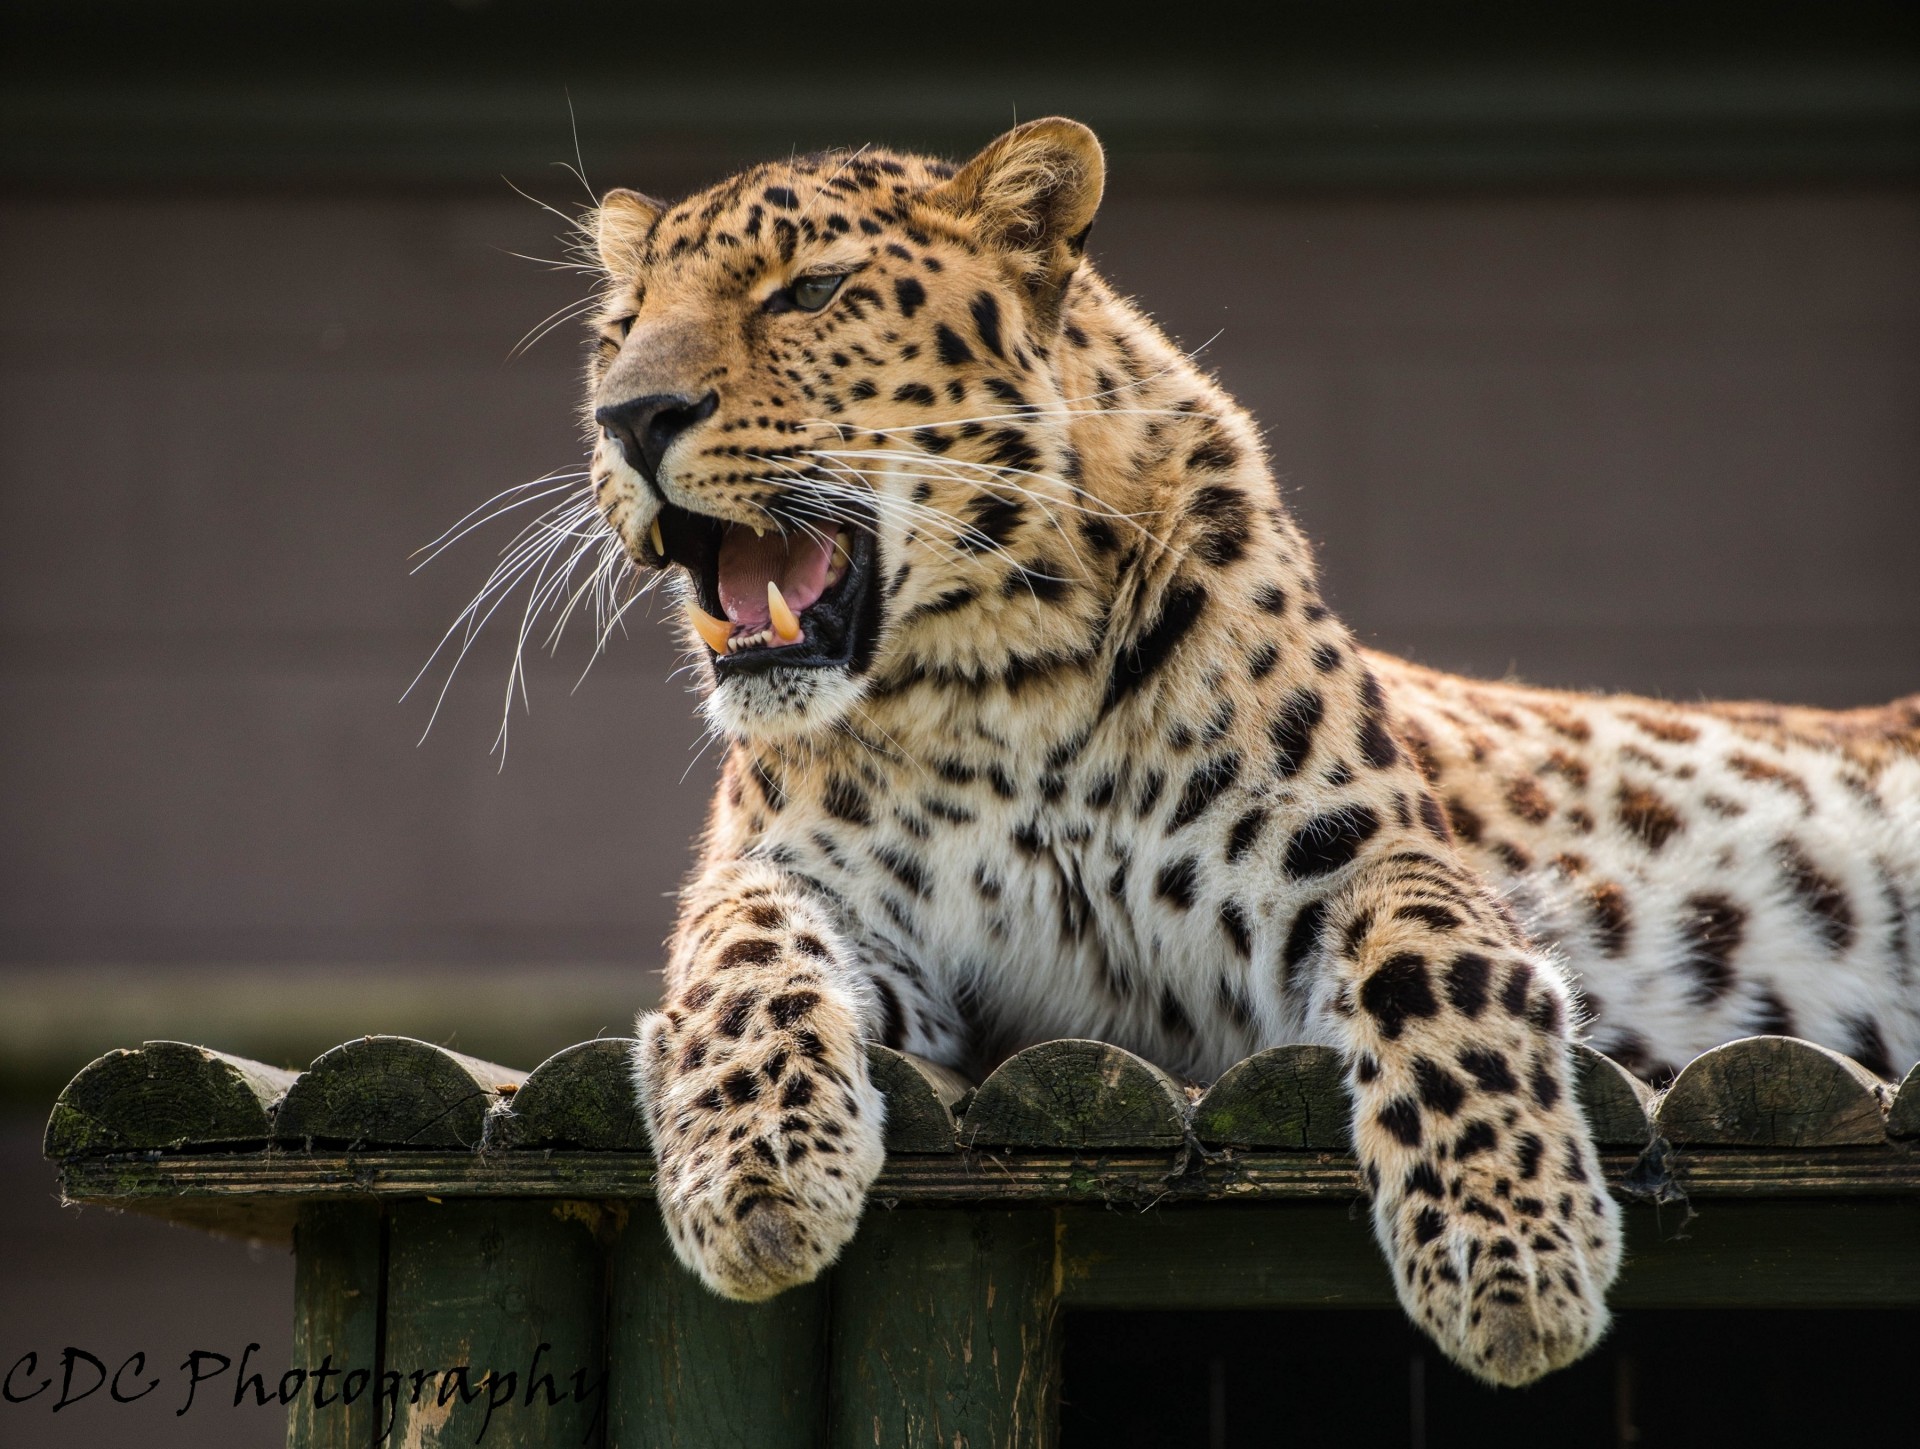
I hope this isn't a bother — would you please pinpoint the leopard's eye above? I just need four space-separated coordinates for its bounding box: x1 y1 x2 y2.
790 274 845 312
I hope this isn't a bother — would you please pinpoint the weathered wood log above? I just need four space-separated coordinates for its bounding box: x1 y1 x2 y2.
287 1202 382 1449
1572 1042 1655 1146
485 1038 649 1151
962 1039 1187 1149
868 1044 970 1152
1654 1035 1887 1147
609 1208 826 1448
382 1199 607 1448
1890 1061 1920 1140
43 1040 295 1157
1190 1044 1350 1149
829 1209 1060 1448
275 1035 525 1150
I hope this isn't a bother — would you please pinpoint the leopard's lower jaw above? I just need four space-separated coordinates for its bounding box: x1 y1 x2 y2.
702 665 871 743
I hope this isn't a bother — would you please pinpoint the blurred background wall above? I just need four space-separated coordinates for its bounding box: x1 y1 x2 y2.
1 4 1915 1440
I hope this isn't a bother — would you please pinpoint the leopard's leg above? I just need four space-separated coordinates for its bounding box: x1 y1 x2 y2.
632 860 887 1301
1301 850 1623 1385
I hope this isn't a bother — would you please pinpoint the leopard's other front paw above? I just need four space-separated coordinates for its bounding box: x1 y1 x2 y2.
632 984 885 1301
1374 1100 1621 1386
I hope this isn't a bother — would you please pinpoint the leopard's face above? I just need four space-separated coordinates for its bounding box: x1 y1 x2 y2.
586 125 1105 740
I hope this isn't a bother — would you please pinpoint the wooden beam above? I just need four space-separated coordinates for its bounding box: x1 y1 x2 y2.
1655 1035 1887 1147
1888 1061 1920 1140
43 1040 293 1156
867 1045 970 1153
963 1040 1187 1149
275 1035 526 1150
485 1037 648 1152
1190 1043 1351 1149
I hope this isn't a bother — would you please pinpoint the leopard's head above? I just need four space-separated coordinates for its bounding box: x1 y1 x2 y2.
586 119 1108 740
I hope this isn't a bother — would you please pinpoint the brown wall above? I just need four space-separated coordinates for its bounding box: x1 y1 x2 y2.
3 183 1916 973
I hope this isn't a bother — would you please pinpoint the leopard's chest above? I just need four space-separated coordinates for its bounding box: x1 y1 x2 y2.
754 740 1331 1075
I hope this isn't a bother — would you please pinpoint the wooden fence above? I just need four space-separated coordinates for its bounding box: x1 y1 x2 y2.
45 1033 1920 1447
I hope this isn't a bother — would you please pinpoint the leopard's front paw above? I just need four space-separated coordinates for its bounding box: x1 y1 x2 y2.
632 986 885 1301
1378 1113 1621 1386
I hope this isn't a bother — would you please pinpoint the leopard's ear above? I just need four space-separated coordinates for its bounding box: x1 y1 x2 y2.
929 118 1105 327
594 187 665 275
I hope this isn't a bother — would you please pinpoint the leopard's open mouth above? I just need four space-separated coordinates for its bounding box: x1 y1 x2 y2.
643 502 881 678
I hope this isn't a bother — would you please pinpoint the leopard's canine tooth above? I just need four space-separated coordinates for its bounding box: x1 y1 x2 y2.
649 517 664 556
686 601 733 655
768 581 802 642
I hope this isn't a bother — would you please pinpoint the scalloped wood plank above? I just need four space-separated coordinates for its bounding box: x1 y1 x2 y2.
275 1035 525 1149
1654 1035 1886 1147
1572 1043 1655 1146
44 1040 295 1158
1889 1061 1920 1140
1191 1044 1350 1149
962 1039 1186 1149
867 1045 969 1153
486 1038 649 1151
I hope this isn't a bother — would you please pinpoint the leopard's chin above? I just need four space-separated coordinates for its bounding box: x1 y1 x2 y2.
700 649 876 743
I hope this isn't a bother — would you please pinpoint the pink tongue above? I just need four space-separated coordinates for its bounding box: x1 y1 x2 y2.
717 525 833 630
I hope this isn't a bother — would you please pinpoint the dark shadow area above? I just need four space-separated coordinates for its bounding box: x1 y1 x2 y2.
1062 1306 1914 1447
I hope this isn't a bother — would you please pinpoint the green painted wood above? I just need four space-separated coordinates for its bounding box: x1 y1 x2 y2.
1655 1035 1887 1147
275 1035 526 1149
868 1045 969 1153
963 1040 1186 1149
1607 1200 1920 1307
44 1041 295 1157
1888 1061 1920 1140
830 1208 1060 1449
1191 1044 1350 1149
1572 1043 1655 1146
487 1038 649 1151
607 1206 825 1448
1057 1200 1920 1310
287 1202 383 1449
1059 1204 1395 1309
382 1198 608 1447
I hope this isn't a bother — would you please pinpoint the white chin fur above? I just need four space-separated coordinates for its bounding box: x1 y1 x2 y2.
702 666 868 742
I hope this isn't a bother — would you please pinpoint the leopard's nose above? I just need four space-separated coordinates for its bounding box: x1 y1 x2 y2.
596 391 718 484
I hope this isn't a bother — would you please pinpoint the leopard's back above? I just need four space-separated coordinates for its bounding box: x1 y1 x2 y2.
1375 652 1920 1079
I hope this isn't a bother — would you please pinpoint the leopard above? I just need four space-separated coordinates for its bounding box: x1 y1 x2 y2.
558 118 1920 1386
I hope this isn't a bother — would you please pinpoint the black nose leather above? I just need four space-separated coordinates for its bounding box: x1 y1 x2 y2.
595 391 718 483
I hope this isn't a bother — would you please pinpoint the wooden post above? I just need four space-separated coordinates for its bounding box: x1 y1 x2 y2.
382 1199 608 1448
607 1206 827 1448
828 1208 1061 1449
288 1201 383 1449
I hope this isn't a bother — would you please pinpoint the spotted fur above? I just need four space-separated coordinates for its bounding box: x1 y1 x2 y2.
568 120 1920 1385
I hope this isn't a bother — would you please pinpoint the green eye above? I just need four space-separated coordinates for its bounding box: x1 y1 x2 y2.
790 274 844 311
